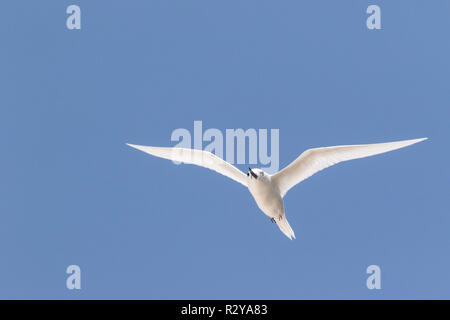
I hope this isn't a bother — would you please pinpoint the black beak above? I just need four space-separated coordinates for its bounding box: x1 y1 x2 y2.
248 167 258 179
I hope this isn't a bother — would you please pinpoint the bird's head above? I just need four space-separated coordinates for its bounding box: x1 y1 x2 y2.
247 168 265 179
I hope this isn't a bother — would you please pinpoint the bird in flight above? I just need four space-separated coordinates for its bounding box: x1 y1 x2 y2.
127 137 427 240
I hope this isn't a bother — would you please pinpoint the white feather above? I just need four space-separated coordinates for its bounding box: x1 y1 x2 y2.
272 138 427 197
127 144 248 187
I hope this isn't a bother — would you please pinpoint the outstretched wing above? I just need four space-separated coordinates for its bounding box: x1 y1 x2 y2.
127 144 248 187
272 138 427 197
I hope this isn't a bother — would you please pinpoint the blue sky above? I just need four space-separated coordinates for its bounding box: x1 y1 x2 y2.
1 1 449 299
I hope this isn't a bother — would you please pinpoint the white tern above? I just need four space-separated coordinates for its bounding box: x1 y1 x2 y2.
127 137 427 240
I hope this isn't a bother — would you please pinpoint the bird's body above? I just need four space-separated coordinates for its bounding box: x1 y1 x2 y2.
248 169 283 220
247 169 295 239
127 137 427 240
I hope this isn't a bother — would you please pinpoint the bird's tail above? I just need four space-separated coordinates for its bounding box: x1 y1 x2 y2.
276 215 296 240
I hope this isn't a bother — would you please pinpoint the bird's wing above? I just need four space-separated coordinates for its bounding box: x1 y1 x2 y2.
127 144 248 187
272 138 427 197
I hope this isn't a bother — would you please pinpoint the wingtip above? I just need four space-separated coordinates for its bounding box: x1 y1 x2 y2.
411 137 428 145
402 137 428 146
126 143 140 149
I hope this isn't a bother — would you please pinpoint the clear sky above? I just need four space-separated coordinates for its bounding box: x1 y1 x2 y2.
1 1 449 299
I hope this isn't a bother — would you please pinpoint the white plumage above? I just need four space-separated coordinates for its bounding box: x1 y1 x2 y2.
127 137 427 240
